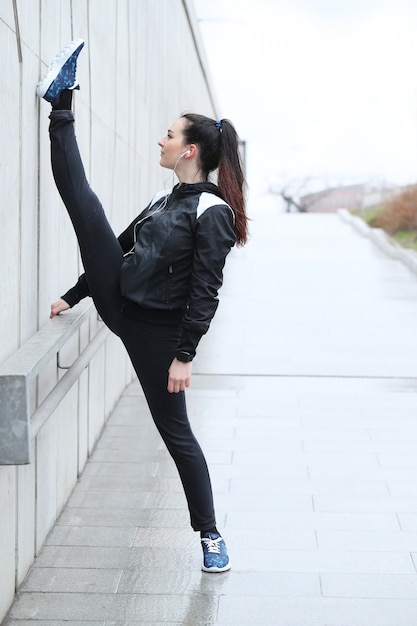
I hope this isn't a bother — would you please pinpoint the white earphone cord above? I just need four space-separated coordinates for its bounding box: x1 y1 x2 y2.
123 150 189 258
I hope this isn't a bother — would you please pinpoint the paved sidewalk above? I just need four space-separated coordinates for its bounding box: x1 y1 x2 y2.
4 206 417 625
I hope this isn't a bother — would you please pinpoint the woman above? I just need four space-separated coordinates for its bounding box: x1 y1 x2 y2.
37 39 248 572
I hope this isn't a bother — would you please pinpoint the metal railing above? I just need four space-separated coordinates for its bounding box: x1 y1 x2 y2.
0 302 109 465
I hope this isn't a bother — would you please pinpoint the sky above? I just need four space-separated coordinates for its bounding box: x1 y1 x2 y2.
193 0 417 205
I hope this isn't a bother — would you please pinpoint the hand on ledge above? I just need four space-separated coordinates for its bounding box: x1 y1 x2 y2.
50 298 70 319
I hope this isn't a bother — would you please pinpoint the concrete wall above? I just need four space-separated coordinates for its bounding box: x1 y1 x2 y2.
0 0 217 620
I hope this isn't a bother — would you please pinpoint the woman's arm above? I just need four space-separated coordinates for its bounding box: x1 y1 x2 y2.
175 204 236 360
53 214 143 313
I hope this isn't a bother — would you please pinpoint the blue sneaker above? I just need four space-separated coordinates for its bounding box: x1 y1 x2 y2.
201 532 231 573
36 39 84 106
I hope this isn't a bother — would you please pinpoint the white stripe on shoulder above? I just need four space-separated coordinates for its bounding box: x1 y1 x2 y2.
196 192 234 220
149 189 170 208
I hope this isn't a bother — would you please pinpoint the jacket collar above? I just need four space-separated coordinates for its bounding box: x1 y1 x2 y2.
173 181 224 200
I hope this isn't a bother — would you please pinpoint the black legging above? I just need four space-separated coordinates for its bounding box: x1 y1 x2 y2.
49 110 215 531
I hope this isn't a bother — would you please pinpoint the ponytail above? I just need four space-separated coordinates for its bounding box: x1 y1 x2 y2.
182 114 248 245
216 119 248 245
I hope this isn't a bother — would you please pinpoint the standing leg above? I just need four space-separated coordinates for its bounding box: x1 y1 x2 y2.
121 318 231 572
121 318 217 531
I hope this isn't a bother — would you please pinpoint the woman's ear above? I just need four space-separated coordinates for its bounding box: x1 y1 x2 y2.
185 144 197 158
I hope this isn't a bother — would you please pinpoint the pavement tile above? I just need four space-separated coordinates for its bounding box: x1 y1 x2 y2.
360 408 417 422
58 507 194 529
305 440 417 453
45 525 138 547
186 396 239 415
230 450 311 466
308 466 417 481
4 623 105 626
307 452 381 467
90 448 167 463
227 528 317 550
214 492 314 512
229 478 389 496
317 529 417 552
94 435 162 452
226 511 400 531
231 450 381 468
321 573 417 599
410 553 417 571
217 596 417 625
234 416 304 430
117 569 218 595
208 463 309 480
370 429 417 442
228 549 415 574
300 428 372 441
132 527 195 548
398 514 417 531
21 567 122 593
97 426 160 439
118 569 321 598
105 623 194 626
191 424 237 439
378 453 417 467
314 495 417 514
200 449 233 464
66 489 151 510
7 592 218 623
57 507 151 527
74 474 186 493
143 491 189 510
384 480 417 496
80 461 159 478
34 545 201 570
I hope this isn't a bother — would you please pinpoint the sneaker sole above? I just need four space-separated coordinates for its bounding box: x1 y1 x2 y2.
36 38 84 98
202 561 231 573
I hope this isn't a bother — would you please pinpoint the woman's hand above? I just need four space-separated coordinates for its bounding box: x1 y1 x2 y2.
168 358 192 393
50 298 70 319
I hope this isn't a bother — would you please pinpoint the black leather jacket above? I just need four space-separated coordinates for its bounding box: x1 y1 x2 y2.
62 182 236 358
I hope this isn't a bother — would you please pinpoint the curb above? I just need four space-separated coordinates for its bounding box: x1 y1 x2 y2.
338 208 417 277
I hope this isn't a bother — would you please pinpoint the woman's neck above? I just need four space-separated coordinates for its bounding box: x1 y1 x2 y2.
176 165 206 185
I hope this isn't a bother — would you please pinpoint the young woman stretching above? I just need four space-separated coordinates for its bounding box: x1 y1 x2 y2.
37 39 248 572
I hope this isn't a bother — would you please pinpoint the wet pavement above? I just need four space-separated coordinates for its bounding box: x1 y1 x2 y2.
4 206 417 625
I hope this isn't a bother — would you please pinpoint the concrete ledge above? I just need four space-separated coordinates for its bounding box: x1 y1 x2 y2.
338 208 417 276
0 302 108 465
0 301 93 379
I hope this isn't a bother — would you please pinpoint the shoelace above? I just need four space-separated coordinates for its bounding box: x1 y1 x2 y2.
202 536 222 554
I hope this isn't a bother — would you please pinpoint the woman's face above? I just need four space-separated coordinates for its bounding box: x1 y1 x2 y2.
158 118 188 170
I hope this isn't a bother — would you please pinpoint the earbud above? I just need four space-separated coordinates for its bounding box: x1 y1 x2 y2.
177 150 191 160
173 149 192 172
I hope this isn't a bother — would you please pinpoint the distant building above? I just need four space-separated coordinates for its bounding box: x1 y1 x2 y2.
299 183 398 213
299 184 366 213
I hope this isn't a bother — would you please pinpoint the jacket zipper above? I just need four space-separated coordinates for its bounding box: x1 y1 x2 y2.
166 265 173 303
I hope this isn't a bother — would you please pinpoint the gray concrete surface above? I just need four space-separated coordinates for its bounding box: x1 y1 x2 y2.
4 207 417 625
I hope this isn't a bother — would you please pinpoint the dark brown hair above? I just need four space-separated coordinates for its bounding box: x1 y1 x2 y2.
181 113 248 245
